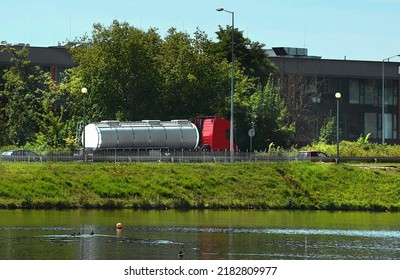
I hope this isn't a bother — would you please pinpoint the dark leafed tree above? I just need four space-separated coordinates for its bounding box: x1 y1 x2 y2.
157 28 229 120
0 44 51 145
213 25 276 89
68 20 163 121
277 74 325 146
318 116 337 144
249 79 295 149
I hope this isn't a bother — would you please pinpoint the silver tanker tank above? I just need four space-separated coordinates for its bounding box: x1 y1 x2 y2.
83 120 199 151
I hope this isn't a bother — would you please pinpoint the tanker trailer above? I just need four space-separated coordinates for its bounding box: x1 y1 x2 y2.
83 119 199 151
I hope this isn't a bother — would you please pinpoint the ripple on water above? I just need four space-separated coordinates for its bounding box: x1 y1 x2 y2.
134 226 400 239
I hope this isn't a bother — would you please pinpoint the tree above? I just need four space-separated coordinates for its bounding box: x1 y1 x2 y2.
0 44 52 145
211 26 291 149
214 26 276 88
68 20 163 121
51 67 89 150
0 44 74 149
277 74 325 146
319 116 337 144
228 64 259 149
249 79 295 149
0 98 7 146
33 88 70 149
157 28 229 120
68 22 233 123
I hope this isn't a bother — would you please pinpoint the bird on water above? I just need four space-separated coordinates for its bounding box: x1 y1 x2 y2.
177 251 184 259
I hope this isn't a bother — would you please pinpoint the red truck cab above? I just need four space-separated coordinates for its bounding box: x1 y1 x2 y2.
194 116 237 151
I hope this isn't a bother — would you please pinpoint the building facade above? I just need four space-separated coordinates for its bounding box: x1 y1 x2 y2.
269 48 400 144
0 45 77 83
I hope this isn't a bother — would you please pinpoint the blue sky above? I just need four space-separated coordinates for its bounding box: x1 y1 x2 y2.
1 0 399 61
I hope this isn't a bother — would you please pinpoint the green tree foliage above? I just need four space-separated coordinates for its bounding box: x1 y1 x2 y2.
0 101 6 146
69 20 162 121
157 28 230 120
214 26 276 88
250 80 295 149
211 26 286 149
318 116 337 144
33 90 69 149
229 65 259 149
0 44 52 145
0 44 73 149
68 22 233 123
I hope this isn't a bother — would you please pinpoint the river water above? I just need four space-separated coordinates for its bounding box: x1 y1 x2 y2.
0 209 400 260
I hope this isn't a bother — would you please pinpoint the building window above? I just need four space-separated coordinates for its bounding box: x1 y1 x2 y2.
364 80 377 105
364 112 378 138
385 80 398 106
366 113 398 140
349 79 360 104
385 113 397 139
349 79 386 106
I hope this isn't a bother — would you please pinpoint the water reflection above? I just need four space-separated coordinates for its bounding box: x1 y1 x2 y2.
130 226 400 238
1 210 400 260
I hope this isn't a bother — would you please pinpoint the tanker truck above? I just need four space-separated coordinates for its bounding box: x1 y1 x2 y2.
82 116 237 152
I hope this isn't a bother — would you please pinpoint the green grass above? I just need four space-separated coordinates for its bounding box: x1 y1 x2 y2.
1 162 400 211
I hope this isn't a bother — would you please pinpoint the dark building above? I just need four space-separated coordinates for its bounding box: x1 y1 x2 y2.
0 44 77 83
268 47 400 145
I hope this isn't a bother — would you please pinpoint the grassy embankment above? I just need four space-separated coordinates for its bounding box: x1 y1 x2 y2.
1 161 400 211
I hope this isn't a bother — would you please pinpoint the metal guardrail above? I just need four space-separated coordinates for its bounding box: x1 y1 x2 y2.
1 149 400 163
0 150 293 163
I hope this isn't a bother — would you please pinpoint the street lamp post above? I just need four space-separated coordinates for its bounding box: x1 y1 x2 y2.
81 87 88 162
335 92 341 164
381 54 400 144
216 7 235 162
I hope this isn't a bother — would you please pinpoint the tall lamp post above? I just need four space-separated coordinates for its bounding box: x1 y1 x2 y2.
382 54 400 144
81 87 88 162
216 7 235 162
335 92 341 164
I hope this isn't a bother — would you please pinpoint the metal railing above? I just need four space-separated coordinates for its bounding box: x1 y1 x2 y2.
0 149 296 163
1 149 400 163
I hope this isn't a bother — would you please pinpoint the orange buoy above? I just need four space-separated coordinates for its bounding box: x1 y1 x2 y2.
116 222 123 229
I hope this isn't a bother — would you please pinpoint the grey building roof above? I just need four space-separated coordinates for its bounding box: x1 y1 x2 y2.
0 45 77 68
269 56 400 80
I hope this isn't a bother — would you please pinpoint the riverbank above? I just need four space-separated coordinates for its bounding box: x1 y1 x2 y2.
1 162 400 211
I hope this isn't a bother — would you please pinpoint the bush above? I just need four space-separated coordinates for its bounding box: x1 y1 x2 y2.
302 136 400 157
